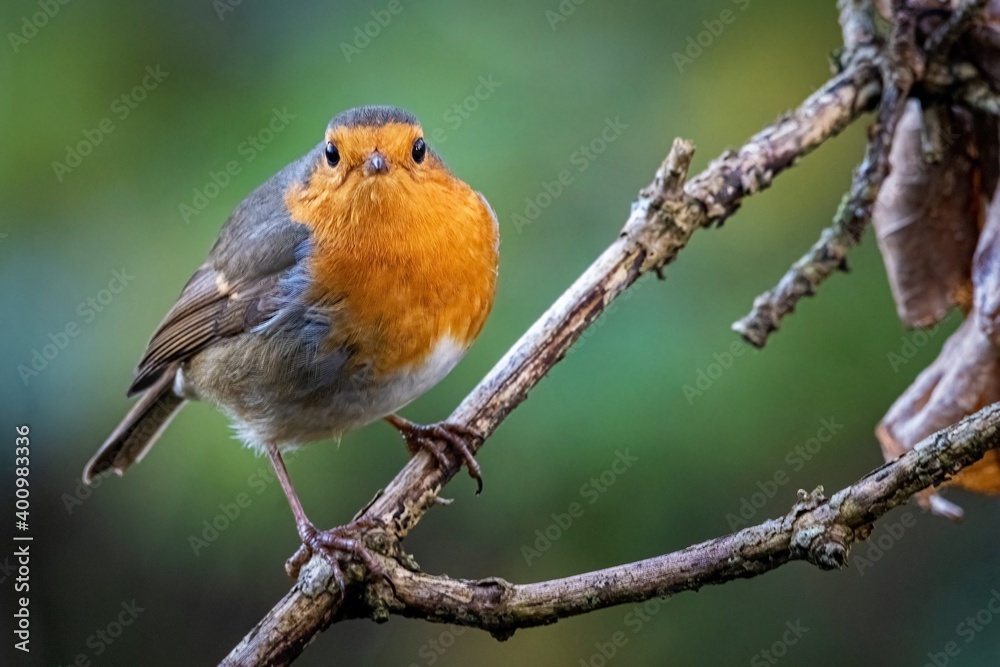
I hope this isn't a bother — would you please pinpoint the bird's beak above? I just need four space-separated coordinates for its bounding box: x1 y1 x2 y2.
363 150 389 176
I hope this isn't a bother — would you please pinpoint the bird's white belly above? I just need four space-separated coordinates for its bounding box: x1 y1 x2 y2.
203 335 470 452
367 336 468 420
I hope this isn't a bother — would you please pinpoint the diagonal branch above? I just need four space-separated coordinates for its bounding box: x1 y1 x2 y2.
221 62 881 666
839 1 873 47
732 0 918 348
318 402 1000 635
733 0 994 348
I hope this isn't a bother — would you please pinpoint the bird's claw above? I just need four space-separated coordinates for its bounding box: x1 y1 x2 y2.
285 519 383 588
391 418 483 493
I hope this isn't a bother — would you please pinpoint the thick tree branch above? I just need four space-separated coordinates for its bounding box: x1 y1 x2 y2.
324 402 1000 635
225 397 1000 663
221 63 880 666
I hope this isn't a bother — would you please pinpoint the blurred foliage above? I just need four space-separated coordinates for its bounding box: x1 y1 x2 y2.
3 0 1000 665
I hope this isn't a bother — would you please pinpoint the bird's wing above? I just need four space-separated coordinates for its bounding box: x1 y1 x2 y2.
128 150 321 395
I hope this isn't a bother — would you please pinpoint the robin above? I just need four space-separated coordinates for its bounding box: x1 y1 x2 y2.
84 105 499 580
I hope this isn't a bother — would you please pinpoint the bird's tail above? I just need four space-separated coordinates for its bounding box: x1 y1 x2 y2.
84 369 185 484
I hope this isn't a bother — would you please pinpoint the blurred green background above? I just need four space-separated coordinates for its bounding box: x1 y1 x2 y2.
3 0 1000 665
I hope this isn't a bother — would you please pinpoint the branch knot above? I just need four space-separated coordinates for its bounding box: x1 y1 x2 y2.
788 487 854 570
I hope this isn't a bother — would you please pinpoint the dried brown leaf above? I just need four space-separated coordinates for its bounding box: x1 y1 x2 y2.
873 101 982 328
877 315 1000 518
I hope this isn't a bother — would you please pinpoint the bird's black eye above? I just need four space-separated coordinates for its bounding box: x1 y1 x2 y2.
412 137 426 163
325 141 340 167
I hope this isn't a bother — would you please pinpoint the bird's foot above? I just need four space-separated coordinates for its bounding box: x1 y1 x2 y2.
387 415 483 493
285 517 384 587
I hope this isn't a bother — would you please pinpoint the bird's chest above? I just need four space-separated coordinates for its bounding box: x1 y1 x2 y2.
309 236 495 379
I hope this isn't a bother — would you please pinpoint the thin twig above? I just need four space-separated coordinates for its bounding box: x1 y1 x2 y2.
838 0 878 53
732 3 917 348
733 0 992 348
924 0 990 56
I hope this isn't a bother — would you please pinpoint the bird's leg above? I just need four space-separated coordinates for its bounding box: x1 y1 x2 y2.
265 445 382 583
385 414 483 493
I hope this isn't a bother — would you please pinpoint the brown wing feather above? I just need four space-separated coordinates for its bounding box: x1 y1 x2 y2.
128 266 279 395
125 149 318 396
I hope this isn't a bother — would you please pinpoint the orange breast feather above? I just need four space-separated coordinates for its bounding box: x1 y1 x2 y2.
285 162 498 376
